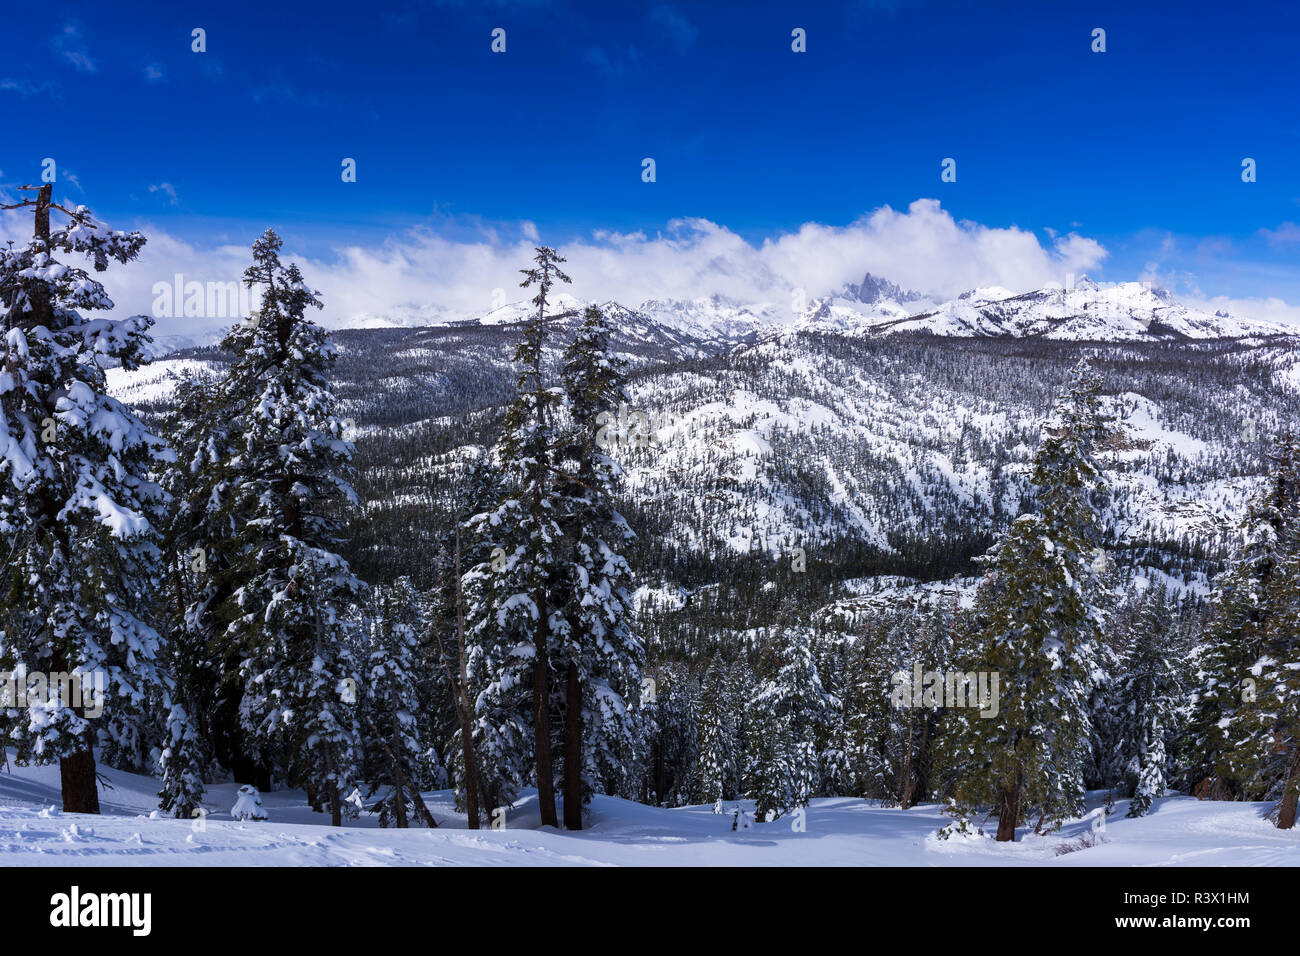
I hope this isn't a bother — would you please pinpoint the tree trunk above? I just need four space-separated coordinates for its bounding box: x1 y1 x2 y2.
323 740 342 827
996 782 1021 842
453 526 481 829
24 184 55 331
328 780 342 828
391 708 409 829
19 186 93 815
1276 750 1300 830
564 662 582 830
59 729 99 814
533 593 558 828
899 709 915 810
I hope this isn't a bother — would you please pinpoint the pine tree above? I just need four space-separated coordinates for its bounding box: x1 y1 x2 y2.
362 579 432 827
0 185 186 813
746 624 836 821
1219 435 1300 826
847 614 902 803
1186 436 1299 801
1242 547 1300 827
1114 583 1180 816
463 247 571 828
164 368 270 788
555 304 644 828
941 363 1109 841
429 515 484 828
157 696 208 820
204 229 365 825
693 662 740 808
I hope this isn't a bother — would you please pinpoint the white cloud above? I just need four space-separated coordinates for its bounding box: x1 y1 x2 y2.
1188 295 1300 327
1260 222 1300 247
34 197 1300 340
149 183 180 206
53 23 96 74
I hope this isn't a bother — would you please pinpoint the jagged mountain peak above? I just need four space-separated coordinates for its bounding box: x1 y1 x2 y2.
842 272 927 306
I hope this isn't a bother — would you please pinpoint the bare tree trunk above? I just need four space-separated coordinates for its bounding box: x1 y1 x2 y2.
899 709 915 810
996 782 1021 842
26 184 54 331
327 780 342 828
564 661 582 830
453 526 480 829
1276 749 1300 830
52 646 98 813
322 738 342 827
60 728 100 814
391 707 408 829
533 593 558 828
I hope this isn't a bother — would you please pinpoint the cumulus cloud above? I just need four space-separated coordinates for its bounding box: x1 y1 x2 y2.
0 197 1118 339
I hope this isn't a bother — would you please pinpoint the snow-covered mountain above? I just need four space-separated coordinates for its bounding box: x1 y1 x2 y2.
797 277 1292 342
444 276 1294 348
145 272 1294 361
113 293 1300 627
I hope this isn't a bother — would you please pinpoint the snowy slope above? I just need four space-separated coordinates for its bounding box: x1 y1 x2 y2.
611 333 1272 576
0 756 1294 866
846 278 1292 341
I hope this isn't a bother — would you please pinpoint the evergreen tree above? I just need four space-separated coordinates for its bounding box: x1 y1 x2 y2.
746 624 836 821
1219 436 1300 826
203 230 364 825
1113 583 1181 816
361 579 429 827
1186 436 1299 801
555 304 644 827
463 247 571 828
0 185 190 813
164 369 269 787
693 662 740 809
941 363 1109 841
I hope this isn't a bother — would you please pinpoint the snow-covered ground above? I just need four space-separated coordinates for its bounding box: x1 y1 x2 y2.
1 755 1295 866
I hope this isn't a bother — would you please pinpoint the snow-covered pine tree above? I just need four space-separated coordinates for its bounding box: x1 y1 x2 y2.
209 229 364 825
842 609 917 804
639 662 699 806
693 662 740 809
156 695 208 820
362 579 432 827
423 525 480 827
894 604 955 808
1220 435 1300 826
555 304 644 828
463 247 571 828
1113 582 1181 816
744 684 796 821
1186 436 1299 801
164 368 271 788
941 362 1110 841
0 185 189 813
815 629 857 799
746 622 836 821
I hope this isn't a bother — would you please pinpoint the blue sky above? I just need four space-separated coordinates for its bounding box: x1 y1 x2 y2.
4 0 1300 326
